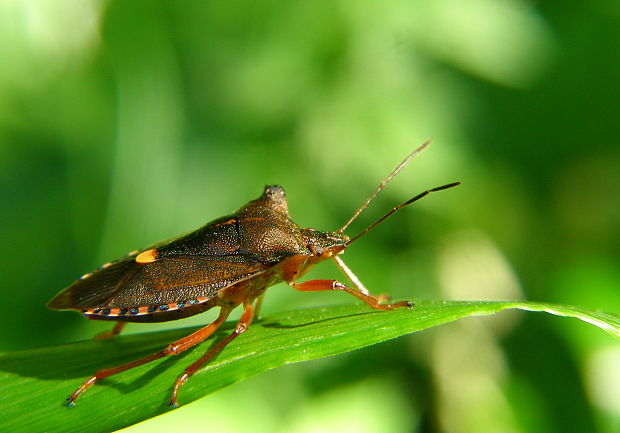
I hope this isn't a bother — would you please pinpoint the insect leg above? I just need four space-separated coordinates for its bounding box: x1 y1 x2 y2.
253 293 266 319
93 322 127 340
169 301 255 408
66 306 233 406
290 279 413 310
332 256 369 295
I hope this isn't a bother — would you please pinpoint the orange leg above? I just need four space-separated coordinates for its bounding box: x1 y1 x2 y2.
67 306 233 406
290 279 413 310
94 321 127 340
169 301 255 408
253 293 265 319
332 256 370 295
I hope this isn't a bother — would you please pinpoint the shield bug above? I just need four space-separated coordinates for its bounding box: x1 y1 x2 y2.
48 140 459 408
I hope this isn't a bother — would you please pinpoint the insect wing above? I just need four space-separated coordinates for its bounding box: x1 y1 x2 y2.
48 254 266 310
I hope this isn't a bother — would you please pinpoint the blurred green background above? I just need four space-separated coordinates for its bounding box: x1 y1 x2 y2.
1 0 619 432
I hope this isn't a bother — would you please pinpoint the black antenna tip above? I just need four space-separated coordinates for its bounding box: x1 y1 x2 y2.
347 179 461 245
431 181 461 192
404 181 460 205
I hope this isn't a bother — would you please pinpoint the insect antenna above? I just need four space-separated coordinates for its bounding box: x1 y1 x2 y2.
346 181 460 245
338 140 431 233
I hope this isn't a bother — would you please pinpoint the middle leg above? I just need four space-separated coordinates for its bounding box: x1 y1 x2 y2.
169 301 256 407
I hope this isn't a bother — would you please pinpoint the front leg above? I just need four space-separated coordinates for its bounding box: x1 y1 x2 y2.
290 279 413 310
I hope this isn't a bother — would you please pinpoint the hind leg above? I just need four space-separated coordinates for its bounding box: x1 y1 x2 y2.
67 306 232 406
94 321 127 340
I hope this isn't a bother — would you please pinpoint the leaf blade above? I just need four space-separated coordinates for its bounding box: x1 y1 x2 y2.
0 300 618 433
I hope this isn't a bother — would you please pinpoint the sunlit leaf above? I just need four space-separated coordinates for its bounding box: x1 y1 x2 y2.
1 300 618 433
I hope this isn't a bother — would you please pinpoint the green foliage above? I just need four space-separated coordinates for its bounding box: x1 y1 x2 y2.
1 301 618 433
2 0 620 431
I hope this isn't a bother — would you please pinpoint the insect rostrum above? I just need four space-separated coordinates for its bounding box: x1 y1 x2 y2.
48 143 459 408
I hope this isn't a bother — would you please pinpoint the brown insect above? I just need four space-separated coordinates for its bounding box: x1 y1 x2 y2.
48 140 459 408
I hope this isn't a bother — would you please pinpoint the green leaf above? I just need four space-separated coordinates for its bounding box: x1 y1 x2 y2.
1 300 618 433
